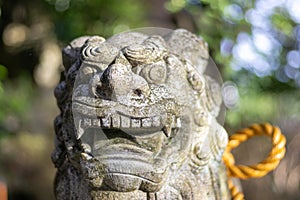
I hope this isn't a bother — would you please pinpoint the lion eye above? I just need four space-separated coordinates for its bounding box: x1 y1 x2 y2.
140 62 167 84
149 65 166 82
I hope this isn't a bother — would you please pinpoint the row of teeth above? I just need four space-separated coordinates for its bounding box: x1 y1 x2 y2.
79 115 181 129
76 114 181 139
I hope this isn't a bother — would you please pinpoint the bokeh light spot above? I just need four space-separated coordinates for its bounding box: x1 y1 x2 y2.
34 42 62 88
286 0 300 23
222 81 239 109
55 0 70 12
287 50 300 69
2 23 28 47
223 4 243 22
284 65 298 79
220 38 234 57
253 30 274 55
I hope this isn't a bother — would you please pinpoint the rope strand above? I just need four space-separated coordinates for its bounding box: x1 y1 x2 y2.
222 123 286 200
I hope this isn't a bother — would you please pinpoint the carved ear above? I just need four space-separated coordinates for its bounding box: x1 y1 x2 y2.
203 76 222 117
63 36 91 70
81 36 119 70
165 29 209 74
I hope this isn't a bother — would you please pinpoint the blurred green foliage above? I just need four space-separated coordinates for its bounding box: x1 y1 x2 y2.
0 73 34 139
271 12 295 37
44 0 147 41
166 0 300 128
0 65 8 80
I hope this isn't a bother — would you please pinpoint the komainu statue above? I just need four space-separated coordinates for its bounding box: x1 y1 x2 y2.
52 29 231 199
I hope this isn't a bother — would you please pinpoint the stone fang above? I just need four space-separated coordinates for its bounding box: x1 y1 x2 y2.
162 125 172 137
76 119 85 139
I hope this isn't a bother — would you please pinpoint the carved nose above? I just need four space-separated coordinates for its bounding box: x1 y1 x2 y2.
91 54 150 101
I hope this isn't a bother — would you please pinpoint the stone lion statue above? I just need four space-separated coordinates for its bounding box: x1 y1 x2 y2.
52 29 230 199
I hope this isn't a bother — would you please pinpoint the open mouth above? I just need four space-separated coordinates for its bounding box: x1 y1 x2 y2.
76 113 181 138
72 96 181 191
76 115 174 192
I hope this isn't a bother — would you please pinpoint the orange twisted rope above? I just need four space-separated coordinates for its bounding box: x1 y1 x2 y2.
222 123 286 200
227 179 244 200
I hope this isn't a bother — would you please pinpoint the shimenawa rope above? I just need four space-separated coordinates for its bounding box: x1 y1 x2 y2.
222 123 286 200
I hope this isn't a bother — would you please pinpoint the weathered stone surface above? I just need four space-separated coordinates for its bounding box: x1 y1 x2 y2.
52 29 230 199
